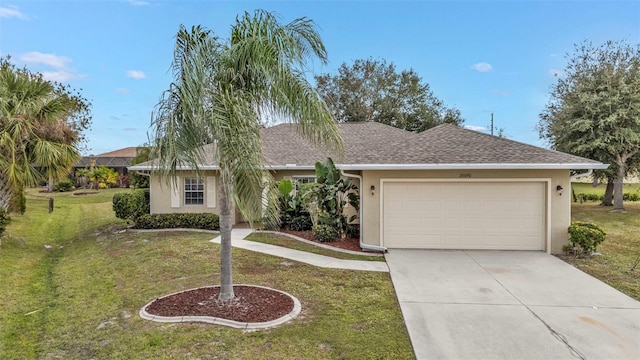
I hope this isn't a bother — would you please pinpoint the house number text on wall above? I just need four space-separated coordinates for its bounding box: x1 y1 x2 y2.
459 173 472 178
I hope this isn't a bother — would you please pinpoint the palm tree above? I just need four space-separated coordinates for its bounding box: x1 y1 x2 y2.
0 58 82 211
151 10 343 301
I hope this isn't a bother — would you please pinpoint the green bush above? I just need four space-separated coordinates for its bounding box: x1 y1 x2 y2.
112 189 150 221
567 222 606 256
289 215 313 231
134 213 219 231
312 224 339 242
623 192 640 201
0 209 10 236
9 188 26 214
54 179 75 192
577 193 603 202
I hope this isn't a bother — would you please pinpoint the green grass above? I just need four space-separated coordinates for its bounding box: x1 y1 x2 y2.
0 189 412 359
245 232 386 262
571 182 640 197
564 202 640 301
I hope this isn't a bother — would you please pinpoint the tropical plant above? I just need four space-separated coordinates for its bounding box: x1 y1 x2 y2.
276 179 313 231
310 158 359 241
149 11 342 301
81 165 118 189
0 57 90 212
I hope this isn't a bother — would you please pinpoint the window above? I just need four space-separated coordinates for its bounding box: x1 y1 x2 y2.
184 178 204 205
292 176 316 194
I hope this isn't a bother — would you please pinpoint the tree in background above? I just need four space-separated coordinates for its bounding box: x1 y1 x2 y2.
150 11 342 301
0 57 91 212
539 40 640 212
130 145 151 188
315 58 464 132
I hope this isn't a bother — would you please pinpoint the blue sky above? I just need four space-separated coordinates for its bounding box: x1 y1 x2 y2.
1 0 638 155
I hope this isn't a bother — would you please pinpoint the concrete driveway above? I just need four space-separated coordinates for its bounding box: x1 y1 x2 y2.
385 250 640 360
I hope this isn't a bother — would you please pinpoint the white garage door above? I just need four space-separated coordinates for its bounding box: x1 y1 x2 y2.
382 181 546 250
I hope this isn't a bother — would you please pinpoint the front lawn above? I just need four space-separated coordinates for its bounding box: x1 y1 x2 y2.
571 182 640 199
0 189 412 359
566 202 640 301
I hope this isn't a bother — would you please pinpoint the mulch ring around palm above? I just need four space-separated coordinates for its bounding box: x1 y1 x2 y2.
141 285 300 328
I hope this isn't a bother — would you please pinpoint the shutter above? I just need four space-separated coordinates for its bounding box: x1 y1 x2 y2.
206 176 216 208
170 177 180 208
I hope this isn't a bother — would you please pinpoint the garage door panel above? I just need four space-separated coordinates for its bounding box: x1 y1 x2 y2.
383 182 545 250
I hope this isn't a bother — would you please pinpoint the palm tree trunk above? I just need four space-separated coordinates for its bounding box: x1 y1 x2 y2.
218 171 235 301
47 173 54 193
0 175 12 212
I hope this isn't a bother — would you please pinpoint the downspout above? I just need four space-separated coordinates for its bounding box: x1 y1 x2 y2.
340 169 387 252
570 169 593 181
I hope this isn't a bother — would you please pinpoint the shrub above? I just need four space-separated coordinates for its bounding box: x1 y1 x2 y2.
577 193 602 202
54 179 75 192
289 215 313 231
0 209 10 236
567 221 606 256
312 224 339 242
134 213 219 231
9 188 26 214
112 189 150 221
345 224 360 238
623 192 640 201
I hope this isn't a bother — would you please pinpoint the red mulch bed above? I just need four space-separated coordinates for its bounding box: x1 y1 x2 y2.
145 286 294 323
278 229 363 252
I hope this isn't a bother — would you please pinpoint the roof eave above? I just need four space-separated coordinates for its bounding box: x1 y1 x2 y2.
334 163 610 170
130 163 609 171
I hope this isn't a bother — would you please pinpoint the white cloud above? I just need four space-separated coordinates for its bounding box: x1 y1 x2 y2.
126 0 150 6
41 70 83 82
549 69 565 77
127 70 146 79
19 52 84 83
471 62 493 72
20 52 71 69
464 125 487 132
0 5 27 20
490 89 510 96
116 88 133 94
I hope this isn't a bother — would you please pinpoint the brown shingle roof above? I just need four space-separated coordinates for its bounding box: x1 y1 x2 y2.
130 122 605 170
94 147 138 158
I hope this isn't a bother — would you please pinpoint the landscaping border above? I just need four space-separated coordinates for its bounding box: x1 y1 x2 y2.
257 230 384 257
139 285 302 330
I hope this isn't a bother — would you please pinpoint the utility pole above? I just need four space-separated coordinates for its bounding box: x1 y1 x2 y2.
490 113 494 136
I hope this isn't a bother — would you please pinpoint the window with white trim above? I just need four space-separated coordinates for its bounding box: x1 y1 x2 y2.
292 176 316 194
184 178 204 205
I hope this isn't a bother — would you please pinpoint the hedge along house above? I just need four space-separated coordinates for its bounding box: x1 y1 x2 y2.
129 122 607 254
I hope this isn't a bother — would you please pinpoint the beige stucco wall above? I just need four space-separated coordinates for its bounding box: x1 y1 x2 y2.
360 169 571 254
149 169 361 226
149 171 237 223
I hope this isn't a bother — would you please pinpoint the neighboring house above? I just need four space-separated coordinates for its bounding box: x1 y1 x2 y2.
74 147 138 176
129 123 607 254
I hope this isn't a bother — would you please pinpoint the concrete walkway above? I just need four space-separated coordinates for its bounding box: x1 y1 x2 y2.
386 249 640 360
209 228 389 272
